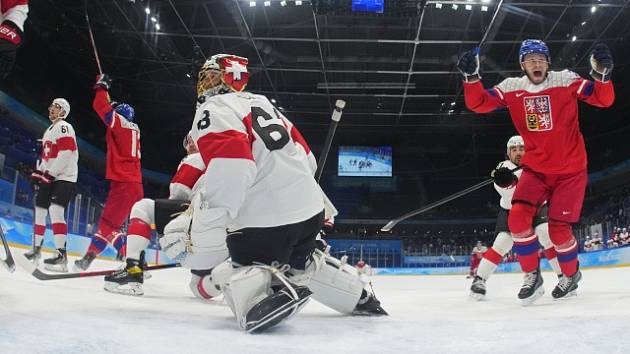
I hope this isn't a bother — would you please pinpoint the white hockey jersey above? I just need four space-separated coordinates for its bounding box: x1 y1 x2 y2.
493 159 522 210
191 91 324 231
169 152 205 201
38 119 78 183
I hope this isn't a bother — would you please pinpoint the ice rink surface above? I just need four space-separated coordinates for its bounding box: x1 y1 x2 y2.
1 247 629 354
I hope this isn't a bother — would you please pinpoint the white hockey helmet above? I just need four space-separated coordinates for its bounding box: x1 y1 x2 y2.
51 98 70 119
506 135 524 154
197 54 249 98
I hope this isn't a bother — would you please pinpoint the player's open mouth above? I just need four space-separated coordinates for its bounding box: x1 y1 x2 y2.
533 70 543 78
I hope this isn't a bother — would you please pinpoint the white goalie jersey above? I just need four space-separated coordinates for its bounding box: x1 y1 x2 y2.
493 159 522 210
169 152 205 201
191 92 325 232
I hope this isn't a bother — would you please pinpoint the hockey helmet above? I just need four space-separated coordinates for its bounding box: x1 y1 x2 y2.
197 54 249 98
113 103 135 122
506 135 524 154
51 98 70 119
519 39 550 63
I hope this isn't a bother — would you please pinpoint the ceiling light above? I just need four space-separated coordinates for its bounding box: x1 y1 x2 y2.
155 23 161 30
144 7 150 15
435 3 442 9
150 16 157 22
264 0 270 6
271 99 277 103
295 0 302 5
450 102 456 106
448 109 455 114
465 4 472 10
278 106 284 111
186 73 191 78
452 4 458 10
481 5 488 11
280 0 287 6
591 5 597 13
249 1 256 7
581 21 587 26
571 35 577 42
481 0 491 3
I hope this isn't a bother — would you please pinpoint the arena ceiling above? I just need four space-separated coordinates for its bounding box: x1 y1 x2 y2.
4 0 630 183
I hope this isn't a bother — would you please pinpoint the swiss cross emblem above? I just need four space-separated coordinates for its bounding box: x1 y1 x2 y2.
523 95 553 131
221 56 249 92
42 141 53 161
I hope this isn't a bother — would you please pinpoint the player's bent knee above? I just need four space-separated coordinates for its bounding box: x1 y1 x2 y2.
492 232 513 255
129 198 154 223
535 223 553 248
189 271 223 300
548 221 574 246
508 202 537 236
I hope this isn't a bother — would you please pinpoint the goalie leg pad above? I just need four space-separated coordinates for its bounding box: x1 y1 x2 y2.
303 249 366 314
222 266 273 330
189 269 223 300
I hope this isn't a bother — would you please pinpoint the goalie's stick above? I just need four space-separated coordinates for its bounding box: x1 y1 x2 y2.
381 166 522 232
84 0 103 75
0 223 15 272
15 253 179 281
315 100 346 183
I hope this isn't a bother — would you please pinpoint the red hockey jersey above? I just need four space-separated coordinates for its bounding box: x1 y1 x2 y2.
464 70 615 174
92 89 142 183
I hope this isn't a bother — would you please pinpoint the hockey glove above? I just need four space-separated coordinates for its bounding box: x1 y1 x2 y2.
31 170 54 185
0 20 22 79
159 212 192 263
457 48 481 82
590 43 613 83
93 73 112 91
491 167 517 188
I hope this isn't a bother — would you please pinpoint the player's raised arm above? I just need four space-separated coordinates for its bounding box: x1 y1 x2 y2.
458 48 508 113
573 43 615 108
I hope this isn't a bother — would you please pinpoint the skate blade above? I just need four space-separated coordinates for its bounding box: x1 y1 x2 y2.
104 281 144 296
470 292 486 301
520 286 544 306
552 289 578 300
44 264 68 273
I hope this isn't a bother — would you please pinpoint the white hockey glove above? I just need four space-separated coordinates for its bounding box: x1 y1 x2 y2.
159 210 193 263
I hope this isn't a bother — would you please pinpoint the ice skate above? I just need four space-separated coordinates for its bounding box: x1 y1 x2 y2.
552 270 582 299
353 290 388 316
518 269 544 305
470 275 486 300
24 245 42 265
104 258 144 296
43 248 68 273
245 285 312 333
73 252 96 272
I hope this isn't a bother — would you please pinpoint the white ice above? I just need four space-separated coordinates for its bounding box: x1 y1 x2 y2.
1 247 629 354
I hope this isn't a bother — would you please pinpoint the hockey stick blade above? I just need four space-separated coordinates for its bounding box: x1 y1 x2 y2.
0 225 15 273
381 166 522 232
16 254 179 281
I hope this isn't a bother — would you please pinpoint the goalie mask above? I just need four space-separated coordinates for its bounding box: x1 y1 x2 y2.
197 54 249 98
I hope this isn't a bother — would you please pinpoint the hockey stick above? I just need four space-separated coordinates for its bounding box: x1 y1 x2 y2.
15 254 179 281
381 166 522 232
0 223 15 272
84 0 103 75
314 99 346 183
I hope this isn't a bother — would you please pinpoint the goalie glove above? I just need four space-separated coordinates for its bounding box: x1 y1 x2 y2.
457 47 481 82
491 167 517 188
159 211 192 263
590 43 613 83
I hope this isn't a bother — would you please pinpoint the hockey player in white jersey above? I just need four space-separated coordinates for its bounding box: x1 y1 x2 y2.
470 136 563 300
159 53 385 333
24 98 78 272
103 132 211 296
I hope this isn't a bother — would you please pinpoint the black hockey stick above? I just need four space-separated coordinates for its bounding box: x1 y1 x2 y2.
315 99 346 183
84 0 103 75
15 254 179 281
381 166 522 232
0 223 15 273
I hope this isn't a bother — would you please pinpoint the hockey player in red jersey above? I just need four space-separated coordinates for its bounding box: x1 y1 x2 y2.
103 132 211 296
74 74 143 271
0 0 28 78
469 136 564 300
24 98 78 272
159 53 385 333
459 39 615 303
